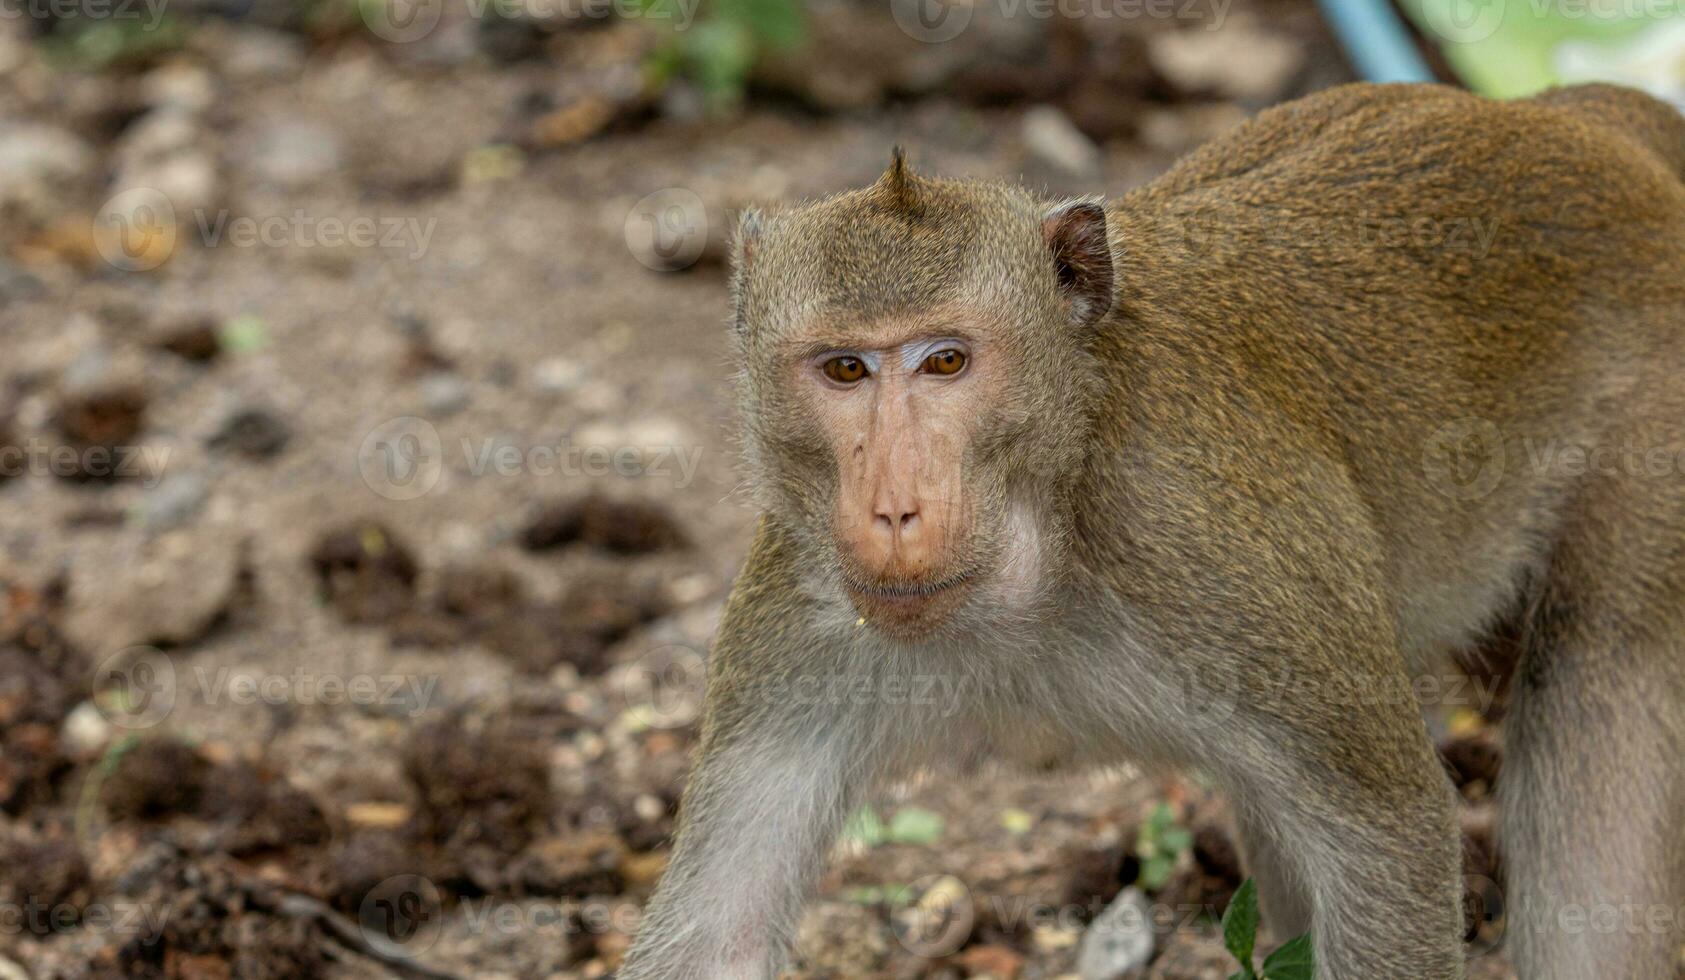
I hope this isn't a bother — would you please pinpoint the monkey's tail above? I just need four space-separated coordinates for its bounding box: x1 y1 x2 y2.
1531 84 1685 186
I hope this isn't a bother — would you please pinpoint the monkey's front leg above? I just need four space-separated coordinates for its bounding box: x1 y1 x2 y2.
618 722 872 979
619 528 909 979
1234 693 1465 980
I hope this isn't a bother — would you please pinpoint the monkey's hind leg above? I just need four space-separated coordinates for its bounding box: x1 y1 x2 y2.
1500 546 1685 979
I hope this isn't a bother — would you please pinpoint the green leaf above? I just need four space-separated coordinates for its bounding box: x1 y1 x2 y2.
1139 854 1175 891
839 807 886 847
887 806 944 845
1222 879 1260 971
220 314 269 353
1262 933 1315 980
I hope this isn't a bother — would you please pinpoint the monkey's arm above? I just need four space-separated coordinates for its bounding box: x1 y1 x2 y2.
618 520 906 980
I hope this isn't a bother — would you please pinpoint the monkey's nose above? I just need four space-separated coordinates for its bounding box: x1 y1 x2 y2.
873 502 920 540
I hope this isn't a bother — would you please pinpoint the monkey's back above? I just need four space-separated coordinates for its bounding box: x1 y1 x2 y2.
1100 82 1685 661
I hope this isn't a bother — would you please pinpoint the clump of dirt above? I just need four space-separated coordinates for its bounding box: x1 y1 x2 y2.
0 577 85 813
521 494 690 555
206 406 292 460
53 382 148 483
199 761 330 856
416 561 668 675
0 417 20 482
328 829 417 912
100 737 213 821
88 859 330 980
307 522 419 625
0 833 93 935
402 715 554 889
149 316 222 364
1441 728 1503 801
509 828 627 897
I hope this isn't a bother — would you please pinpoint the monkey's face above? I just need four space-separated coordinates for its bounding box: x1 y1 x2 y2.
730 156 1114 643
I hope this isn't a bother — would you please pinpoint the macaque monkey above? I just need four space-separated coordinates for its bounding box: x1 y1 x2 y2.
619 82 1685 979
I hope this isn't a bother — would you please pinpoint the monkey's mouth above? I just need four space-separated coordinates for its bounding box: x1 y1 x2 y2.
842 569 976 637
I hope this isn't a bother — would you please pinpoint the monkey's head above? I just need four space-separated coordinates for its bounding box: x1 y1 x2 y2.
730 151 1114 643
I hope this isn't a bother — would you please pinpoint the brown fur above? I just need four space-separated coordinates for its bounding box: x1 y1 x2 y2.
620 83 1685 980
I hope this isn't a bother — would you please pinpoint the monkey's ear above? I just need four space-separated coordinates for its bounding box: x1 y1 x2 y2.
730 208 764 334
1041 200 1114 328
733 208 765 279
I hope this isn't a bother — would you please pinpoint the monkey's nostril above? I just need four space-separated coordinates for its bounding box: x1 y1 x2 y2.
899 512 918 531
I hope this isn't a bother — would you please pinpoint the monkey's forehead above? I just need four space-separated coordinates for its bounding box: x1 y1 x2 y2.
739 182 1054 327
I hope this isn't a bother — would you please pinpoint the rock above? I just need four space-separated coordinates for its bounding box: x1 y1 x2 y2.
420 371 471 418
65 536 243 649
1076 887 1155 980
794 901 892 976
1147 18 1305 103
0 123 96 224
1022 105 1102 178
1138 104 1249 155
207 405 291 459
219 26 306 81
141 63 216 114
137 474 209 529
245 118 342 189
0 259 44 302
112 109 222 217
59 701 113 758
532 356 585 395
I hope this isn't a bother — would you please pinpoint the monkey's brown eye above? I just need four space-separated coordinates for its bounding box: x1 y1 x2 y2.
921 349 967 376
822 356 869 384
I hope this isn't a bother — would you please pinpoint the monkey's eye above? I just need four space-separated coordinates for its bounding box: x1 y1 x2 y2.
921 349 968 376
822 356 869 385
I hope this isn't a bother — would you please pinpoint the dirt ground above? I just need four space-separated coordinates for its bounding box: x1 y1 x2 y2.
0 2 1521 977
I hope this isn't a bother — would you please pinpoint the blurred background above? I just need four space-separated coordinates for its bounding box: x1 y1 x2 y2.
1 0 1679 978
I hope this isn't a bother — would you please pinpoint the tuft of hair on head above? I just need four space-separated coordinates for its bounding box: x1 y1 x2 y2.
873 145 921 218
